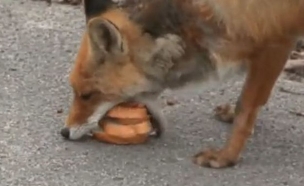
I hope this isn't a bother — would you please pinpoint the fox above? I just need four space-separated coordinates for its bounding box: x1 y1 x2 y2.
60 0 304 169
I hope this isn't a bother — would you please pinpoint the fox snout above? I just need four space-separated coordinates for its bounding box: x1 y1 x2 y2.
61 100 119 140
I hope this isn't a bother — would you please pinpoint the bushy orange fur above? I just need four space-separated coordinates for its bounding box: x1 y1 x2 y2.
206 0 304 41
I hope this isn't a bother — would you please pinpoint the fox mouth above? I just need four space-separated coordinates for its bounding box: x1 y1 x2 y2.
62 98 166 141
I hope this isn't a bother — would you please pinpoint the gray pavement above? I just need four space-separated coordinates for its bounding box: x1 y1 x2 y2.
0 1 304 186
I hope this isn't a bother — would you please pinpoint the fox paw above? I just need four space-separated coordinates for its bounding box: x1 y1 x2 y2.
193 149 237 168
154 34 185 60
214 103 235 123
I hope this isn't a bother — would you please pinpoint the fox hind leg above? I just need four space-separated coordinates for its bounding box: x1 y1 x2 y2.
193 41 293 168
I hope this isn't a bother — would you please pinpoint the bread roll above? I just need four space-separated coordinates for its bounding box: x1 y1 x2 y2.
106 103 148 119
92 102 152 145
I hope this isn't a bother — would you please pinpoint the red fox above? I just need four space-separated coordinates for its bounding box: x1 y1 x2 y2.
60 0 304 168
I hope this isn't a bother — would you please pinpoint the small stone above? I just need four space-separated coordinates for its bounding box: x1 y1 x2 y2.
56 109 63 114
9 68 17 71
166 99 178 106
112 176 124 181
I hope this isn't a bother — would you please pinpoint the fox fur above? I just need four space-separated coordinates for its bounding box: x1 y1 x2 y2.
61 0 304 168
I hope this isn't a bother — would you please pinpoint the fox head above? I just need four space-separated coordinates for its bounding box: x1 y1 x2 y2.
60 0 184 140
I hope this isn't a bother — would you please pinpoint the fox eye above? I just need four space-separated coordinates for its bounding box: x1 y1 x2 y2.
80 93 93 100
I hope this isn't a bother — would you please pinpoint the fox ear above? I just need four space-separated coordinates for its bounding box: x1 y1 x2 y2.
83 0 115 22
87 18 126 59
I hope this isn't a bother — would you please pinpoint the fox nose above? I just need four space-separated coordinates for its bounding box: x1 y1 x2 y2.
60 127 70 139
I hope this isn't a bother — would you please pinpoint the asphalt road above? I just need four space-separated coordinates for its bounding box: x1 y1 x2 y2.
1 1 304 186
